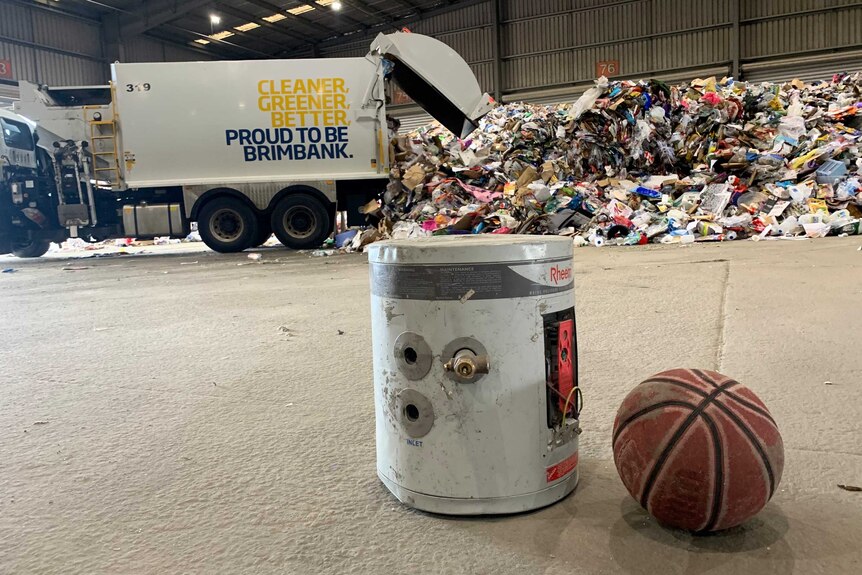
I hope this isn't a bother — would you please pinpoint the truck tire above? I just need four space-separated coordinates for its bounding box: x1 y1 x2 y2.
198 197 259 253
271 195 332 250
251 217 273 248
12 239 51 259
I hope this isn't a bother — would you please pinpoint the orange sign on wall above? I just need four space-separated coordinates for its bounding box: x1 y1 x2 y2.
596 60 620 78
0 59 12 80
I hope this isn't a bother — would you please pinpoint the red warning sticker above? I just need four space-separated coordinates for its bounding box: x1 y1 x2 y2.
546 451 579 483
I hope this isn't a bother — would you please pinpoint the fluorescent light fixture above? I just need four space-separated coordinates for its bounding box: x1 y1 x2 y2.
263 13 287 23
209 30 235 41
234 22 261 32
194 39 211 45
288 4 315 15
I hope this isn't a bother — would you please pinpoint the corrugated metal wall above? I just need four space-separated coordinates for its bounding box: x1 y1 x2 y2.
376 0 862 126
0 1 210 96
4 0 862 103
0 2 107 87
327 0 862 109
501 0 733 93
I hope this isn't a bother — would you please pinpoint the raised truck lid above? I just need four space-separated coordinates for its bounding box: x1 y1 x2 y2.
369 32 494 138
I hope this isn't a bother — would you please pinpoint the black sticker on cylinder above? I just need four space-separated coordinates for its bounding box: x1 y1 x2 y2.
371 257 573 301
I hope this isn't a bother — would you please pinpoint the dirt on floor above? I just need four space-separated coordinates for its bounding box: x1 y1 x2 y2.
0 238 860 574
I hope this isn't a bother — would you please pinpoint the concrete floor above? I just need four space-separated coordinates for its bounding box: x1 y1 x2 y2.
0 237 860 574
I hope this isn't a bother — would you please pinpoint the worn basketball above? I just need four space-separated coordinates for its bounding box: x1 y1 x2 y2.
612 369 784 532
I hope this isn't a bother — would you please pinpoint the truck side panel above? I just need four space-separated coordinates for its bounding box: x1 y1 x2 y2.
112 57 385 188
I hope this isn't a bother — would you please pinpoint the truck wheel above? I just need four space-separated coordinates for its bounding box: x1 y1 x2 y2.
271 195 332 250
251 217 273 248
198 197 259 253
12 239 51 258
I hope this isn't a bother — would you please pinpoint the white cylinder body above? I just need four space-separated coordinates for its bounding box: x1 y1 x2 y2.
368 236 580 515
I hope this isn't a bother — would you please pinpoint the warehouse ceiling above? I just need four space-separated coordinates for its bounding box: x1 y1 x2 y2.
51 0 482 59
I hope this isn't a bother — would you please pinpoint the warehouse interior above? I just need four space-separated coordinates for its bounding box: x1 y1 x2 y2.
2 1 862 574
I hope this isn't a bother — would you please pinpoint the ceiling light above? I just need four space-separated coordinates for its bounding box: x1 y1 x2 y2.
235 22 261 32
332 1 342 10
210 14 221 25
263 13 287 23
194 39 211 45
209 31 235 41
287 4 315 15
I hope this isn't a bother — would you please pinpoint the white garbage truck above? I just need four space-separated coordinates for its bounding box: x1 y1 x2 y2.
1 32 493 256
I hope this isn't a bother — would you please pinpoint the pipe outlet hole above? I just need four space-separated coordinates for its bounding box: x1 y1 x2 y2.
404 404 420 422
403 347 418 365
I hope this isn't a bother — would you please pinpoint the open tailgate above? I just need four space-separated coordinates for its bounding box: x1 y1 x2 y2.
370 32 495 138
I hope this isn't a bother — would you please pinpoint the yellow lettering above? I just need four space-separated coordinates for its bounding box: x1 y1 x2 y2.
258 96 271 112
280 79 292 93
271 112 284 128
270 95 284 110
320 78 333 92
294 79 306 94
258 80 271 95
307 78 320 93
333 94 346 109
285 95 296 110
333 78 346 93
308 94 321 109
334 110 348 125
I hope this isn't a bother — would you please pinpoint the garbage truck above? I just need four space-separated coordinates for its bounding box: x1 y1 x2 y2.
1 32 493 257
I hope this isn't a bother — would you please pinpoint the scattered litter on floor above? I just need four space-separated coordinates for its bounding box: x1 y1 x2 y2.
248 253 263 261
337 330 345 335
311 249 337 257
33 420 49 425
154 237 182 246
838 484 862 492
2 268 17 274
62 266 91 271
179 261 199 265
351 73 862 249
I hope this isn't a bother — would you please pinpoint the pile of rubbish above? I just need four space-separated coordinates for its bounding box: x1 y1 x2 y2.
360 73 862 248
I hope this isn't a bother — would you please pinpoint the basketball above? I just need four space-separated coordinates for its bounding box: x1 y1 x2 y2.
612 369 784 532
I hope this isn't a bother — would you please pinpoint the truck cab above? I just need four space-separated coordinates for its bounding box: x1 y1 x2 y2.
0 109 59 257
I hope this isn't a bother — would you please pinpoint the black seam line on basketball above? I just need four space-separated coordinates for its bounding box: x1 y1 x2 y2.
692 368 720 389
693 370 778 498
648 376 776 425
645 377 711 398
693 370 775 424
612 401 699 447
699 411 724 533
711 398 777 498
722 391 777 426
638 380 740 509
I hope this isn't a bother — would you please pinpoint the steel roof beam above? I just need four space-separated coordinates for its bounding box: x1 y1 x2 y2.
119 0 214 37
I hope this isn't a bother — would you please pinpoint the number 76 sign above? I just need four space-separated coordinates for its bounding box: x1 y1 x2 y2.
0 60 12 80
596 60 620 78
